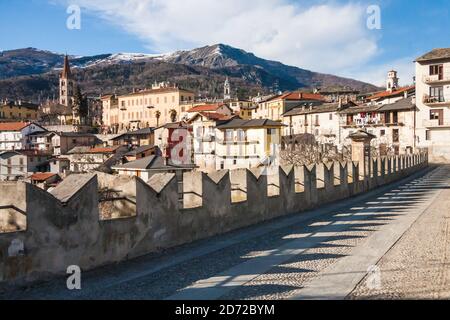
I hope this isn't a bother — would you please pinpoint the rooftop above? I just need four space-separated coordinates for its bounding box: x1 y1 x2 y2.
124 145 155 157
378 97 416 112
283 101 357 117
113 155 195 171
366 86 415 101
30 172 58 182
0 122 30 131
187 104 227 113
416 48 450 62
67 146 120 155
216 118 285 130
266 92 326 103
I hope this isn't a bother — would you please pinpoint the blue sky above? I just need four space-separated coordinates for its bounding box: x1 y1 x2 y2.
0 0 449 85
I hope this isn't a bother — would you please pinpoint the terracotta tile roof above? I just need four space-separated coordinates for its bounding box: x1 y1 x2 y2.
187 104 225 113
199 112 234 121
87 147 119 154
367 86 415 101
267 92 326 102
0 122 30 131
30 172 57 182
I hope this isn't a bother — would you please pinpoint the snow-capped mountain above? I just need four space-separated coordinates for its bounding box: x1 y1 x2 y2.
0 44 380 102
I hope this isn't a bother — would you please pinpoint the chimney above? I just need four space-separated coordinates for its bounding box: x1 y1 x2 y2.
404 90 408 99
338 97 342 110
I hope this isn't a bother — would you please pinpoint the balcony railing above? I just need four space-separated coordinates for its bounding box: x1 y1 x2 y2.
422 75 450 85
423 94 450 106
423 119 450 128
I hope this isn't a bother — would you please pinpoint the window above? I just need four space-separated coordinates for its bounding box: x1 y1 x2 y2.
380 130 386 136
430 64 443 76
430 86 444 102
426 130 431 141
393 129 399 143
315 115 320 126
430 109 444 125
393 111 398 124
329 114 333 121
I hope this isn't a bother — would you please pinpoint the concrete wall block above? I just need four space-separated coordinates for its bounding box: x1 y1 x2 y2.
183 171 203 209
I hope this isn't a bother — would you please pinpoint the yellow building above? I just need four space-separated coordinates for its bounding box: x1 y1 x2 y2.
110 82 195 132
0 101 39 121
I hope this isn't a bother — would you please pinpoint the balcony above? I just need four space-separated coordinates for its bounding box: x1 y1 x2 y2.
423 119 450 128
422 94 450 107
422 75 450 85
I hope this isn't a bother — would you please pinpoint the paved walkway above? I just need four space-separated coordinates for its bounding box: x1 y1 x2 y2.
1 165 449 300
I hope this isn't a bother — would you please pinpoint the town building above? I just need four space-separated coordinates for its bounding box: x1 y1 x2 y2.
0 150 51 181
111 155 195 180
184 103 233 120
189 112 284 171
113 82 195 132
282 101 357 147
190 112 235 171
0 100 39 121
154 122 192 164
101 95 119 133
0 122 47 152
66 145 126 173
253 92 325 121
415 48 450 162
123 145 157 162
30 172 61 190
339 97 416 155
51 132 100 156
110 127 155 147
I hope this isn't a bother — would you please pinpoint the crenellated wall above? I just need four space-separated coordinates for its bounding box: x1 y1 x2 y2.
0 153 429 285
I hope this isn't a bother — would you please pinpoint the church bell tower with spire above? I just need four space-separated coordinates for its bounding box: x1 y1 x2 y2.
60 55 75 107
224 77 231 100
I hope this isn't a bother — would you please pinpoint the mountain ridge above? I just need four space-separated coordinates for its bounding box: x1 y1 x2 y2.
0 44 380 102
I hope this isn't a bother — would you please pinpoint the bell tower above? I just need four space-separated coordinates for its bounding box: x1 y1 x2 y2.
60 55 75 107
224 77 231 100
386 70 399 93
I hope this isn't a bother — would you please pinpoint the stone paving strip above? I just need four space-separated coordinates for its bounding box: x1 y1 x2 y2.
350 165 450 299
168 168 444 300
290 168 447 299
0 166 441 300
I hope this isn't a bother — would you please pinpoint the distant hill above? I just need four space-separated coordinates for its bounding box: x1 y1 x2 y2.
0 45 380 102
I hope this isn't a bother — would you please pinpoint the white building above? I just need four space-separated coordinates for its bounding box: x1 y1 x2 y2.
190 114 284 171
0 150 51 181
0 122 47 152
415 48 450 162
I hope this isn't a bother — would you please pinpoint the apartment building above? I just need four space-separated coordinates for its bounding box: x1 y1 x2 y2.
0 122 47 152
339 97 416 155
0 150 51 181
113 82 195 132
282 101 357 146
253 92 325 121
189 113 284 171
415 48 450 162
215 119 284 170
101 95 119 133
0 100 39 121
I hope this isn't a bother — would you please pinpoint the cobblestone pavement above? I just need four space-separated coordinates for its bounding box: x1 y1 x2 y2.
1 165 449 300
350 165 450 299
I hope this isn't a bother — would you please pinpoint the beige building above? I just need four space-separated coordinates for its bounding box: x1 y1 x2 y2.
101 95 119 133
112 82 195 132
415 48 450 162
254 92 325 121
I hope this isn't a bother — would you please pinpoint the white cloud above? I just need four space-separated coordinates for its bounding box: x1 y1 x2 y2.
54 0 410 85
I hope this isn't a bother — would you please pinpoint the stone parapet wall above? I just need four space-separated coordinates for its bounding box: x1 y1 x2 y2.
0 153 429 285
